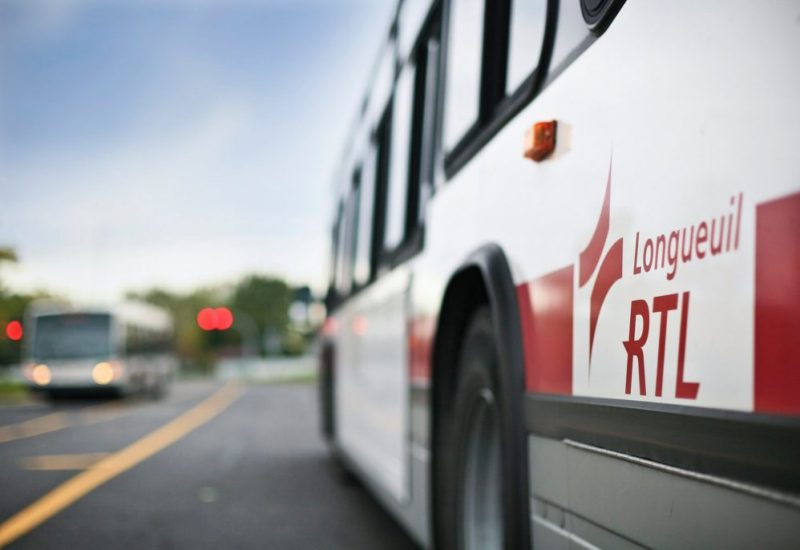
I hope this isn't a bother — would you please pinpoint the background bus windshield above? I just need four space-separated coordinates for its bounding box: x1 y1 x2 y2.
33 314 112 360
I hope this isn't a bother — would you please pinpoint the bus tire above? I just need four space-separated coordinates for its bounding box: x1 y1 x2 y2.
436 307 525 550
40 389 59 402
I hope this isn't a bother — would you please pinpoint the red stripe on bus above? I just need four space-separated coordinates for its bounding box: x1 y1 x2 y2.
578 167 612 288
518 266 574 394
754 191 800 415
589 238 624 363
409 316 436 384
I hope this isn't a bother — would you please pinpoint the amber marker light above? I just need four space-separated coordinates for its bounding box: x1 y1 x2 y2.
524 120 557 162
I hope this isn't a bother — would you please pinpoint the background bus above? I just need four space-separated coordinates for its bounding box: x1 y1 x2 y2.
23 302 175 397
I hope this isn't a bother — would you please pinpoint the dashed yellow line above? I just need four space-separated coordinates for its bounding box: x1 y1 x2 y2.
0 400 129 445
0 412 72 444
19 453 111 471
0 383 242 548
0 394 196 445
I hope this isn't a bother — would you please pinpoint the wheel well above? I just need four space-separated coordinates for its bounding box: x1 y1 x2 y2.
431 265 489 432
430 265 489 545
429 244 530 548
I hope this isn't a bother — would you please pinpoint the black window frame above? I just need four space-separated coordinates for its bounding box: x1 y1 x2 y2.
441 0 558 179
325 3 444 308
580 0 626 34
326 201 344 309
335 179 358 298
347 166 364 295
378 5 443 272
371 105 393 280
328 106 392 306
381 63 417 260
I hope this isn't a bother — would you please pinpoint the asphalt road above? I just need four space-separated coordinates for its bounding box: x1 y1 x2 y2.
0 380 419 549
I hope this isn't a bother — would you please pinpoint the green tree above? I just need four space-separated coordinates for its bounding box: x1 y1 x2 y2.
0 248 17 263
0 247 18 295
230 275 291 355
0 248 38 366
0 291 51 366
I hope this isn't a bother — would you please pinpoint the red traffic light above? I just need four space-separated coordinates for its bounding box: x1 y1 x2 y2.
216 307 234 330
196 307 234 331
5 320 23 341
197 308 217 331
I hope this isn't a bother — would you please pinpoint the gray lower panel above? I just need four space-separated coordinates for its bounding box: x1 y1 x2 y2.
529 435 800 549
532 498 644 550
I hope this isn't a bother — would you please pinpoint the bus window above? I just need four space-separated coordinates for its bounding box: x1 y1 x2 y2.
347 174 362 293
381 11 441 264
336 190 355 296
127 325 166 354
367 41 396 128
354 147 377 287
33 314 112 359
385 65 416 251
506 0 548 93
125 324 139 355
443 0 485 152
328 203 343 301
412 31 440 224
397 0 430 62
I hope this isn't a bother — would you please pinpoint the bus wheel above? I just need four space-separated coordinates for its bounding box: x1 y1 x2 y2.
437 307 522 549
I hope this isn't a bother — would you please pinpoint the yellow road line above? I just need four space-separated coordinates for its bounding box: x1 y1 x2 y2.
19 453 111 471
0 383 242 548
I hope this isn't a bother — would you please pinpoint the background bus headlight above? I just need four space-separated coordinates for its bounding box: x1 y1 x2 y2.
92 362 117 385
30 364 51 386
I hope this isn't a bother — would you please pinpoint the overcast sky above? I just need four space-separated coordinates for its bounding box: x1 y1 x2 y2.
0 0 394 301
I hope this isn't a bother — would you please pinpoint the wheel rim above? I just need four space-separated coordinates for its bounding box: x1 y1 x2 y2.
461 387 503 550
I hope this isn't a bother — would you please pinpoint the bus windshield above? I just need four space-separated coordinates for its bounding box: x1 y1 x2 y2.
33 314 112 359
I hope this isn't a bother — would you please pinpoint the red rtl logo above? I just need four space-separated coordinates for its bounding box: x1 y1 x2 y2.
579 164 624 364
623 292 700 399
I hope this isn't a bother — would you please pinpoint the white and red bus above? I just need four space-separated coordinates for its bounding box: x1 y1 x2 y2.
23 302 175 398
319 1 800 547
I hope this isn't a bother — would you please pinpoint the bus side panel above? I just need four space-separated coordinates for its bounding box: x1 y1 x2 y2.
475 0 800 415
334 268 411 503
416 0 800 547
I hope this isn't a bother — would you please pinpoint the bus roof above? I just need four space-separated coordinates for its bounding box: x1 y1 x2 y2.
27 300 172 332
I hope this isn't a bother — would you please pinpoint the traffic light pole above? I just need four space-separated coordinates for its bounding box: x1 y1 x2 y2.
231 308 260 357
